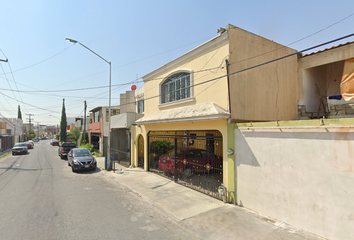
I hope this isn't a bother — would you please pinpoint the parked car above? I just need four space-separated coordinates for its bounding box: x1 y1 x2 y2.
58 142 76 159
158 148 223 177
25 142 34 149
67 148 97 172
51 139 59 146
12 143 28 155
28 140 34 146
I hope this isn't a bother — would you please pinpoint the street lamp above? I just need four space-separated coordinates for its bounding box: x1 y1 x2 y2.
65 38 112 170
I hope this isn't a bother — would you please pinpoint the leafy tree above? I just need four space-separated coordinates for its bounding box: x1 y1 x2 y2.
150 140 174 154
28 129 36 139
68 128 80 145
60 99 67 142
17 105 22 120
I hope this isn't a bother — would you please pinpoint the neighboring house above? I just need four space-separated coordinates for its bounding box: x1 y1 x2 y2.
74 117 90 132
89 105 120 156
298 41 354 119
110 88 144 167
229 41 354 240
0 118 24 143
46 125 58 138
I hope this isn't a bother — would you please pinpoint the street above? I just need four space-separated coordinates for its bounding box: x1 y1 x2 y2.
0 140 196 240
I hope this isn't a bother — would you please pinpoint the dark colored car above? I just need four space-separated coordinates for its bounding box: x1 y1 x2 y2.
51 139 59 146
68 148 97 172
58 142 76 159
158 148 223 177
12 143 28 155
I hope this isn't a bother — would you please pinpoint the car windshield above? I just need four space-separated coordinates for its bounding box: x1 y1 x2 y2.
62 142 76 147
14 143 26 147
74 149 91 157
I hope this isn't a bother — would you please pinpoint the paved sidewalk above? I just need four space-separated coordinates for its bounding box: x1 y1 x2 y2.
96 157 324 240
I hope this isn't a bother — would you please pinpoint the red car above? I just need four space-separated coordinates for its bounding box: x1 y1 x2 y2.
158 148 223 177
51 139 59 146
25 142 34 149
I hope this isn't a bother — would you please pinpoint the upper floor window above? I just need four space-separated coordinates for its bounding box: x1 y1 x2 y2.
161 72 191 104
94 111 100 123
137 100 144 114
106 109 120 122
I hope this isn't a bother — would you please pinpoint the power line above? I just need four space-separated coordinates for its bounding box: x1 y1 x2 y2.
128 33 354 108
0 45 74 76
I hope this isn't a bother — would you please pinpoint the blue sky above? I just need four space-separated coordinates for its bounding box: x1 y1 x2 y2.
1 0 354 126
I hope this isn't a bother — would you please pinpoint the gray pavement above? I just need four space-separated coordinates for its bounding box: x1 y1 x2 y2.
96 157 324 240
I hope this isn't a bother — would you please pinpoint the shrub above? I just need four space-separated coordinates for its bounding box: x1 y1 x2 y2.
80 143 94 152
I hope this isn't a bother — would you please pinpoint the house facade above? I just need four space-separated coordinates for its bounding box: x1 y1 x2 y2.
110 89 143 167
132 27 231 200
89 105 120 156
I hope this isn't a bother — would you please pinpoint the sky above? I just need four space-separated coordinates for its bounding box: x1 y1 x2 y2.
1 0 354 126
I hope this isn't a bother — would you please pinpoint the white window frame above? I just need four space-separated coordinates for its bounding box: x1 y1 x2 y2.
159 69 195 109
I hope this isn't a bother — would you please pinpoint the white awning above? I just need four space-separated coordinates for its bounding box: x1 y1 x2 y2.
136 103 230 125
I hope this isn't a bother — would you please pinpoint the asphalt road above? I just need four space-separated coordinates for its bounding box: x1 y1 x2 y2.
0 140 196 240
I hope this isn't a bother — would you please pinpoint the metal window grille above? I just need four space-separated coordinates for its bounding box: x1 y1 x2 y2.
161 73 191 103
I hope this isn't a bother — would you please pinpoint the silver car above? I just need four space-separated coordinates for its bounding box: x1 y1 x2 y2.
12 143 28 155
67 148 97 172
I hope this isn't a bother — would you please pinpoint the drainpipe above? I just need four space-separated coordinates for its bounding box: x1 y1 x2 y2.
225 59 231 115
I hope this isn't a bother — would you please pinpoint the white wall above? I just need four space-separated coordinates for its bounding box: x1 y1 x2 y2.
235 126 354 240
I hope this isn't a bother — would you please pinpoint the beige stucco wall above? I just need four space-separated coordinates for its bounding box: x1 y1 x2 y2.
235 123 354 240
143 34 230 115
228 26 298 121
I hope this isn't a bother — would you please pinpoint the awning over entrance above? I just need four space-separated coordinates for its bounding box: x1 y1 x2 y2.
136 103 230 125
111 113 143 129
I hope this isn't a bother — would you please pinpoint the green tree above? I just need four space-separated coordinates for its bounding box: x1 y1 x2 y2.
28 129 36 139
68 128 80 145
17 105 22 120
80 130 89 145
60 99 67 142
149 140 174 155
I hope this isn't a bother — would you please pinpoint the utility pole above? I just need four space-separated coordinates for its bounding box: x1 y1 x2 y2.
83 100 87 143
26 114 34 130
37 122 40 139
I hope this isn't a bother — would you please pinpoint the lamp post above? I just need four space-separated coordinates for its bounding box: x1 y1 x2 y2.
65 38 112 171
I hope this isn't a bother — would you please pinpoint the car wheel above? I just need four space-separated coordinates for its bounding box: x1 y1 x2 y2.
71 166 76 172
12 152 14 156
68 162 70 166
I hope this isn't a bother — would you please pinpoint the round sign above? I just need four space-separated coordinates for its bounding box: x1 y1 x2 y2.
131 85 137 90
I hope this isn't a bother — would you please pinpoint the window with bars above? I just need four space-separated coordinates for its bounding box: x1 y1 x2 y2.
161 72 191 104
106 109 120 122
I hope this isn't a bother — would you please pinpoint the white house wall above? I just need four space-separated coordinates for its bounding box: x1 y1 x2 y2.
235 126 354 240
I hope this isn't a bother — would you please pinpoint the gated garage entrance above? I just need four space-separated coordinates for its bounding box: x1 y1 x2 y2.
148 130 223 200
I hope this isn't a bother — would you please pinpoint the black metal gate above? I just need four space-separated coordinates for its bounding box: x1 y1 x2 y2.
148 130 223 200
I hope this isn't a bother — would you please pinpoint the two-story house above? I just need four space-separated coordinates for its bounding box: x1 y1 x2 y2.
110 88 143 167
89 105 120 156
133 26 231 200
